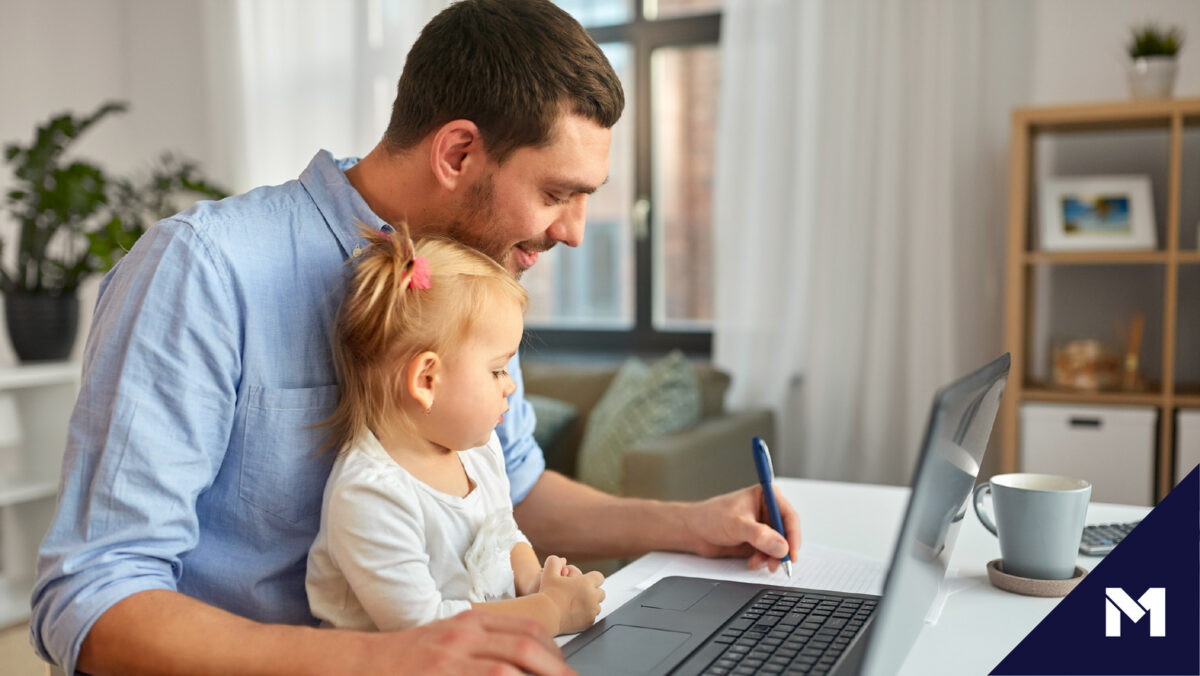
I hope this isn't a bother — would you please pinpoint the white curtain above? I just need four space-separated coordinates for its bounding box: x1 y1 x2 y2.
203 0 450 191
713 0 1033 484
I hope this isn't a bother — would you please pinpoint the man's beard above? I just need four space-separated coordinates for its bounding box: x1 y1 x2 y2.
443 172 549 280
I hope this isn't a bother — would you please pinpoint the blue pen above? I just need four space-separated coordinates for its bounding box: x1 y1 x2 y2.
752 437 792 577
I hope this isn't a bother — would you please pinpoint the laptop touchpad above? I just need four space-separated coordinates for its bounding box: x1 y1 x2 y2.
570 625 691 673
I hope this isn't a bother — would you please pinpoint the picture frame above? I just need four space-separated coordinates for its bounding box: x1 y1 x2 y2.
1038 175 1156 251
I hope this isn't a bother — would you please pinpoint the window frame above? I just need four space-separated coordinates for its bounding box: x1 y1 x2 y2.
525 7 720 358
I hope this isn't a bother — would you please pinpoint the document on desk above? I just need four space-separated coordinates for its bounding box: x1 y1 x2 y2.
633 542 887 596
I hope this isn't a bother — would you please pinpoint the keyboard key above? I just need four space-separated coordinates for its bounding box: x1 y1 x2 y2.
754 622 778 633
727 619 753 632
780 614 806 627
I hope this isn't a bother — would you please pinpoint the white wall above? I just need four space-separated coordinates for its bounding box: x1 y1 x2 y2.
1030 0 1200 104
0 0 220 365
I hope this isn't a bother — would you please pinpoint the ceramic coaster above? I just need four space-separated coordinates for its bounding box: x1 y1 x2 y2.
986 559 1087 598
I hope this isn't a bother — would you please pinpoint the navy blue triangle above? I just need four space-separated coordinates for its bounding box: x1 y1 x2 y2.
991 464 1199 675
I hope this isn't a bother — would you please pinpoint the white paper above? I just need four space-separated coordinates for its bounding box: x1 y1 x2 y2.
633 542 887 596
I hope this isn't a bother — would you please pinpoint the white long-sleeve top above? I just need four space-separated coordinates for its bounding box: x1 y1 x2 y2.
306 430 529 631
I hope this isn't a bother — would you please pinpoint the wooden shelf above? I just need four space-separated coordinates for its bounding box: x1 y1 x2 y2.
1023 250 1167 265
1173 387 1200 408
1014 97 1200 132
1019 386 1164 407
1002 97 1200 504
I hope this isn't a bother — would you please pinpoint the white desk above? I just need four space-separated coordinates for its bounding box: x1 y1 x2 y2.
568 478 1151 675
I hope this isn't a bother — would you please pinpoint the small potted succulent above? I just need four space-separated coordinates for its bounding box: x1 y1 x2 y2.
1127 23 1185 99
2 101 227 362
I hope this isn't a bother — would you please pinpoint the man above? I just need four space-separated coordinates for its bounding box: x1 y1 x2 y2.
31 1 800 674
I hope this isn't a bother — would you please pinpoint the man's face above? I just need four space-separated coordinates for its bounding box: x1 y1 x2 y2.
444 113 611 278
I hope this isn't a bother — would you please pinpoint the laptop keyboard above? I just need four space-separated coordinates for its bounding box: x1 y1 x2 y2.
698 589 877 676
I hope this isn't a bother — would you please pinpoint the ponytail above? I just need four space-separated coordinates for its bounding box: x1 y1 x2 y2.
320 222 527 455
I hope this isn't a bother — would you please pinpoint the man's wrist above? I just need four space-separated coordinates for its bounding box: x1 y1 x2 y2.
660 499 706 554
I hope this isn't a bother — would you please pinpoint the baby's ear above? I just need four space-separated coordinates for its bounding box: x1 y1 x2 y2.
405 351 440 411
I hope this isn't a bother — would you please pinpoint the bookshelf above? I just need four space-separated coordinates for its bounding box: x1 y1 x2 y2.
0 362 78 624
1000 97 1200 503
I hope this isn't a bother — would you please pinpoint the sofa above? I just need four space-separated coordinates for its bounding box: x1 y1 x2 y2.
521 356 775 502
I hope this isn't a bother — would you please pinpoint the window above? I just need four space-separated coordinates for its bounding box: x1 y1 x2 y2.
523 0 720 354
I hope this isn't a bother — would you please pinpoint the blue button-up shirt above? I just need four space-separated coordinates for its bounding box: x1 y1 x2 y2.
30 151 546 674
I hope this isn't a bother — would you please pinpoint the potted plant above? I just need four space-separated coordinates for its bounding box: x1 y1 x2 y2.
2 101 228 362
1127 23 1185 99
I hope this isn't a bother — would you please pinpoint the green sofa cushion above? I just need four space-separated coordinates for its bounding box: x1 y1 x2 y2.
576 350 701 495
526 393 579 453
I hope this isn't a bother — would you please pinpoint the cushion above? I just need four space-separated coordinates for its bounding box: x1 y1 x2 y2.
576 350 702 495
526 393 578 453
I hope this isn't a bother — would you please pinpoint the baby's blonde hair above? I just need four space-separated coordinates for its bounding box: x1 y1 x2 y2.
323 223 527 454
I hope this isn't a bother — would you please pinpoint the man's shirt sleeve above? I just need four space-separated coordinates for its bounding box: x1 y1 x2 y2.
495 353 546 504
29 219 240 674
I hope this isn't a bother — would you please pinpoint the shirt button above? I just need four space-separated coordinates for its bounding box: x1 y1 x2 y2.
352 244 363 258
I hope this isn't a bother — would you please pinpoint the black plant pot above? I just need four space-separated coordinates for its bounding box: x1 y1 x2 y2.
4 292 79 362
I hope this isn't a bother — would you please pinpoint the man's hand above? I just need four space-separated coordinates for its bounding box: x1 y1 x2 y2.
77 590 575 676
683 484 802 572
370 610 576 675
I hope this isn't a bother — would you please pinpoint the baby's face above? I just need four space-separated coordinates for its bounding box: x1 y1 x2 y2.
424 297 523 451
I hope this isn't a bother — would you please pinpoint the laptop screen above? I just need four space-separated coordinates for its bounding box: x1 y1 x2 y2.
859 353 1010 676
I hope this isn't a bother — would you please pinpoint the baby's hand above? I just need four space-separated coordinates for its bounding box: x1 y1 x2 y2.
539 555 605 634
531 557 584 594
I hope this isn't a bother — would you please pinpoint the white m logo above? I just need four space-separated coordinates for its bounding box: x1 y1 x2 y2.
1105 587 1166 637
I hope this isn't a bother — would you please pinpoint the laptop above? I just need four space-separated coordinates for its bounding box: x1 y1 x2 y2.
563 353 1010 676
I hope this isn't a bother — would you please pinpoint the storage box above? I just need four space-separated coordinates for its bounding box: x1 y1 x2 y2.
1177 410 1200 486
1021 403 1155 506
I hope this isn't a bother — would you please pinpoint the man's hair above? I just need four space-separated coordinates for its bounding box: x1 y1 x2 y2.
383 0 624 162
322 224 527 454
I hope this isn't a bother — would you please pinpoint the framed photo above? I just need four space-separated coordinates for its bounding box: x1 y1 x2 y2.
1038 176 1156 251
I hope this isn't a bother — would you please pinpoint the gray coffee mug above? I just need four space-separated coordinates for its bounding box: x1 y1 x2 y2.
973 473 1091 580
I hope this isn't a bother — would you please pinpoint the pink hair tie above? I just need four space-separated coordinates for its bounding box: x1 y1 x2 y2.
408 256 432 290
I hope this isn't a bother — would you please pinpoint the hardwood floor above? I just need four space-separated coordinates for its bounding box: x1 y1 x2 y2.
0 623 46 675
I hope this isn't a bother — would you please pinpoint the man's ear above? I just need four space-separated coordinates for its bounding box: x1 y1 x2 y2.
406 351 441 412
429 119 485 192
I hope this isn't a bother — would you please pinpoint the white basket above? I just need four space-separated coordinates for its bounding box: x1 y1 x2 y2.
1021 403 1156 506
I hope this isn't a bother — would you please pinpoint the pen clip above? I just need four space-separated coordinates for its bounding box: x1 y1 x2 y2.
752 437 775 482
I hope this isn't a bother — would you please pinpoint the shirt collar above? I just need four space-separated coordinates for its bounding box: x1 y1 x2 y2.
299 149 394 259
